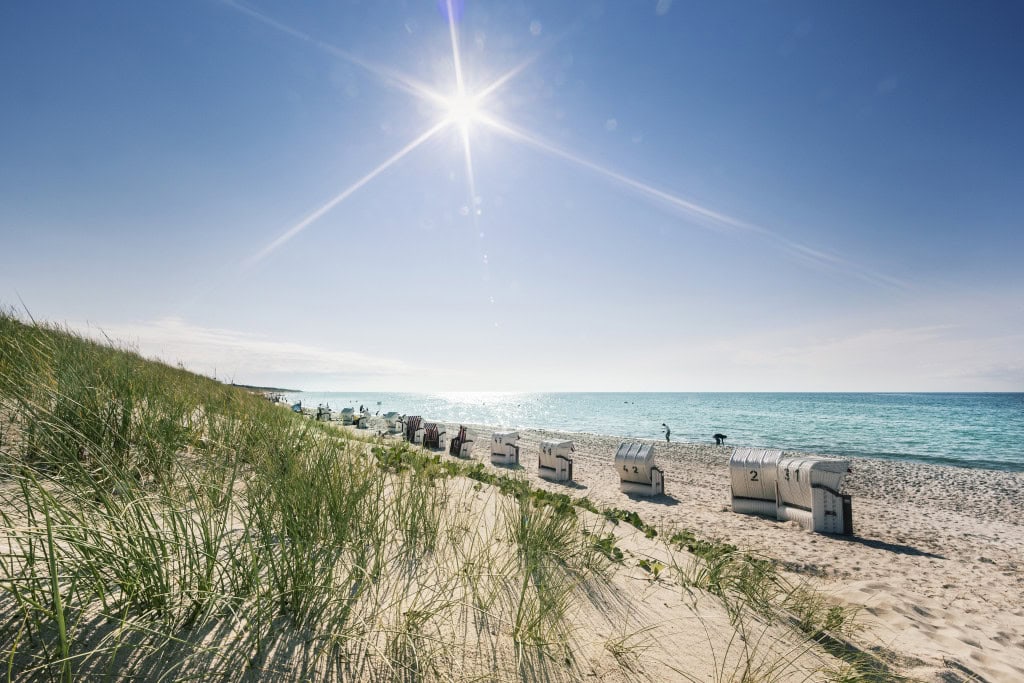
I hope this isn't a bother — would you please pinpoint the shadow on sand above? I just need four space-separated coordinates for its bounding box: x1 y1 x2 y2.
623 492 680 506
542 479 588 491
840 535 945 559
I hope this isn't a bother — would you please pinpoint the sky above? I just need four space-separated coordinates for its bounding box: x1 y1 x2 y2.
2 0 1023 392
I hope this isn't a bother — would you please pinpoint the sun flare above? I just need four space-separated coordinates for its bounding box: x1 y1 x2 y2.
446 92 482 126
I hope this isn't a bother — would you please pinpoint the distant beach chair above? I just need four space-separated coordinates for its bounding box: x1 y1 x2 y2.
490 431 520 466
449 425 474 458
615 442 664 496
316 405 333 422
383 411 402 434
538 440 574 482
729 448 853 534
403 416 425 445
423 422 447 450
339 408 356 425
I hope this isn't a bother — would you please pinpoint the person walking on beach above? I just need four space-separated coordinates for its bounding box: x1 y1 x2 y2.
662 423 671 443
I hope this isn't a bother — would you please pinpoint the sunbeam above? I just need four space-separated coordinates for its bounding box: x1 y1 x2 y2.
244 120 449 268
477 113 764 235
475 53 542 104
459 124 478 211
221 0 448 107
478 113 907 289
444 0 480 216
445 0 468 99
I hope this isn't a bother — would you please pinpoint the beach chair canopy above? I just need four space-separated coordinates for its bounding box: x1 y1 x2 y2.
728 448 784 502
615 442 658 484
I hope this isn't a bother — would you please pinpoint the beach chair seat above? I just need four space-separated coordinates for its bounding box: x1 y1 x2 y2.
449 425 474 458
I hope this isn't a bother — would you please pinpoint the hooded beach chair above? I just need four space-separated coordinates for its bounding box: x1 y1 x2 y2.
404 416 424 445
423 422 447 450
538 440 574 482
615 442 664 496
384 412 402 433
449 425 474 458
490 431 520 466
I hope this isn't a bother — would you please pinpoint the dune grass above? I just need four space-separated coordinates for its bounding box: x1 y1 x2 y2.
0 313 618 680
0 312 883 681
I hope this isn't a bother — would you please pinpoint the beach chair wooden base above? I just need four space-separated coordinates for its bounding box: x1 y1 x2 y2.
538 456 573 482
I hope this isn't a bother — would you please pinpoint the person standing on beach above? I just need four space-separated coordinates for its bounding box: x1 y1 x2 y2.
662 423 671 443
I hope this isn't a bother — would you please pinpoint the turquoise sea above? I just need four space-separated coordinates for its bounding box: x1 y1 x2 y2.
284 392 1024 472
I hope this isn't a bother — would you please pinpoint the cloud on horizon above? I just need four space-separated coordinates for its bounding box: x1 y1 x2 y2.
71 317 434 390
59 310 1023 393
657 324 1024 392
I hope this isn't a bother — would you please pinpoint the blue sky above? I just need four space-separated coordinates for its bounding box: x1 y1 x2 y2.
2 1 1022 391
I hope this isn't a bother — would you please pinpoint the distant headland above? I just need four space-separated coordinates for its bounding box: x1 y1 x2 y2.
228 382 301 393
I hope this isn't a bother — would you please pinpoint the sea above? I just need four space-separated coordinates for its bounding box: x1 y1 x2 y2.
283 392 1024 472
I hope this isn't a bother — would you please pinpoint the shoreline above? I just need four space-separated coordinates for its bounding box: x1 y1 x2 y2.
358 421 1024 682
292 391 1024 473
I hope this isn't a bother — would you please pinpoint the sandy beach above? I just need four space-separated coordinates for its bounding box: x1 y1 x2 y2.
381 423 1024 682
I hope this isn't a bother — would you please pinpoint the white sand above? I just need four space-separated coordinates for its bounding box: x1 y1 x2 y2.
402 424 1024 683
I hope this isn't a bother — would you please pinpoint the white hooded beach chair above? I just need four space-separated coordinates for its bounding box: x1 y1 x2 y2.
728 448 784 518
729 448 853 534
490 431 520 466
538 440 574 482
383 412 402 434
615 442 664 496
775 455 852 534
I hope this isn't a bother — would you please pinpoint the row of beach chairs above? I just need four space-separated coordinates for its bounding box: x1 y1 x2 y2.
397 418 666 494
391 417 854 535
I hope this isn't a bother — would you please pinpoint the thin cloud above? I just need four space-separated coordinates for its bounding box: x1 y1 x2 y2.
73 317 418 384
674 324 1024 391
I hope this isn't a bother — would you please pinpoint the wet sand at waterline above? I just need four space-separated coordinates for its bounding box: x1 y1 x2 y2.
358 423 1024 682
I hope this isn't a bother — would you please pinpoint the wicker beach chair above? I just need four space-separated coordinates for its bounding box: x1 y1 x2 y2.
449 425 473 458
423 422 446 450
405 416 423 443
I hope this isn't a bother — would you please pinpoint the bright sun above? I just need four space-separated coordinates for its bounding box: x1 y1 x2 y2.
446 93 481 125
